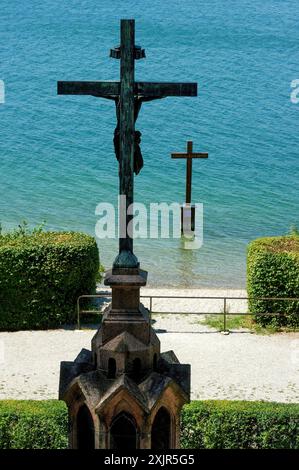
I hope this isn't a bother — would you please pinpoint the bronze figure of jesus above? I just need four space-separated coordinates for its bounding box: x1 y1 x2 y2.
109 95 163 175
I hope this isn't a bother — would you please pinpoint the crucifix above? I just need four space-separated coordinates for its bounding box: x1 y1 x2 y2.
171 141 208 234
58 19 197 269
58 20 195 449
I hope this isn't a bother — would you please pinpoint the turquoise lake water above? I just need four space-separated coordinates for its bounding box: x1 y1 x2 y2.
1 0 298 287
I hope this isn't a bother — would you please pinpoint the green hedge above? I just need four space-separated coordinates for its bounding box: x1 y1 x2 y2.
181 400 299 449
0 401 68 449
0 231 99 330
0 400 298 449
247 235 299 327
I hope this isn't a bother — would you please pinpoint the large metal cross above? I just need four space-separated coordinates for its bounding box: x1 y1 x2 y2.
171 141 208 205
58 19 197 269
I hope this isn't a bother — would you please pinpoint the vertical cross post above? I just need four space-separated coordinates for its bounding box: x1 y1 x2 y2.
186 140 193 204
118 19 136 266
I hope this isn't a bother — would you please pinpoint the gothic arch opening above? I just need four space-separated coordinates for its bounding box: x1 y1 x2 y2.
110 412 137 450
108 357 116 378
76 404 94 449
151 407 171 450
132 357 142 378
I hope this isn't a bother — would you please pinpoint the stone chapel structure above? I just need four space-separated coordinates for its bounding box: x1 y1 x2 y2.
59 268 190 449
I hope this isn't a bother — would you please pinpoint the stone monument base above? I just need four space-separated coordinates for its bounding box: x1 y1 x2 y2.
59 267 191 449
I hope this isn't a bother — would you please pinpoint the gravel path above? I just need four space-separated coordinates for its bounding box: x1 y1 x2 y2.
0 288 298 402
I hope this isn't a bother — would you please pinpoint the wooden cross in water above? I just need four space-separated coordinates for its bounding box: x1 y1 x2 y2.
171 141 208 205
58 19 197 269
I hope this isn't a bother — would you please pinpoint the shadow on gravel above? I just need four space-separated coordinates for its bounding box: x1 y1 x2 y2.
154 328 253 334
154 328 217 334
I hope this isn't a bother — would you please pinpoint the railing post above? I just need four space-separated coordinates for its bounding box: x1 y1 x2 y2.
223 297 229 335
77 297 81 330
149 296 153 330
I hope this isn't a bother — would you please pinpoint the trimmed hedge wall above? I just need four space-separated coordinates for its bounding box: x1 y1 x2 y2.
247 235 299 327
0 231 99 330
0 400 298 449
0 400 68 449
181 400 299 449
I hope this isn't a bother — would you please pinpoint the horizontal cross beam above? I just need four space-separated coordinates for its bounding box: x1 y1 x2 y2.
57 81 197 97
57 81 119 97
171 152 208 159
136 82 197 97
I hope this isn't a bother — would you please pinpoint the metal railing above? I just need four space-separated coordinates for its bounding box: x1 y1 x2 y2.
76 293 299 332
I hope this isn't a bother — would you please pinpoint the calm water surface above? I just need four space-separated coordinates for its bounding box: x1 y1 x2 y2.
1 1 298 286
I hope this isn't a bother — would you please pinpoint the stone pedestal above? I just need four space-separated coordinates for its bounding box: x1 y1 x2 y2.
59 267 190 449
181 203 196 236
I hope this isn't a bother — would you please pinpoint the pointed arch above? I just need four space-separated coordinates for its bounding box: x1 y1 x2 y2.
76 404 94 449
107 357 117 378
132 357 142 378
110 412 137 449
151 406 171 449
